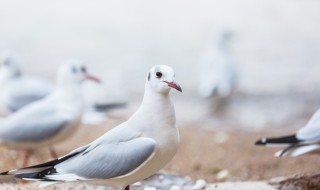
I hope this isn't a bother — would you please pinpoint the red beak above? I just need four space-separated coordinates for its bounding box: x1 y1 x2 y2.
86 74 101 83
163 81 182 92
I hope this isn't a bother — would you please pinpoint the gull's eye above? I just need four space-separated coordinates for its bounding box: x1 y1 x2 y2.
81 66 87 73
156 72 162 78
72 67 77 73
3 59 10 66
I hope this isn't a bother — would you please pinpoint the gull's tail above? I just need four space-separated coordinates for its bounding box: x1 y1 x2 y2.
255 134 300 146
0 150 78 177
0 145 88 182
255 134 320 157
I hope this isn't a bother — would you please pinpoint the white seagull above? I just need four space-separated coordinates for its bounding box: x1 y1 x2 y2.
198 30 237 98
0 51 54 114
0 51 125 124
0 65 182 190
0 60 100 166
255 108 320 157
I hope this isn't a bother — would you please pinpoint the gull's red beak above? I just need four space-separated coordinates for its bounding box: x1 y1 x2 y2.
164 81 182 92
86 74 101 83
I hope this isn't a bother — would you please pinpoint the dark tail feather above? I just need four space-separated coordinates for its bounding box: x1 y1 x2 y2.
15 167 58 181
0 150 80 176
255 134 300 145
20 150 79 170
0 171 9 175
92 102 127 112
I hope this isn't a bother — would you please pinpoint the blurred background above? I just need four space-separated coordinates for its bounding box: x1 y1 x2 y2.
1 0 320 184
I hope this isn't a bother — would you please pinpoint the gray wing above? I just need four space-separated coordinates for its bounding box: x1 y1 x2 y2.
6 94 47 112
54 137 156 179
5 77 53 112
0 103 71 142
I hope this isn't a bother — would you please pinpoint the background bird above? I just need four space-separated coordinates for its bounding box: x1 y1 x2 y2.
197 29 238 115
0 65 182 190
198 29 237 99
0 60 100 167
0 51 53 114
255 108 320 157
0 51 126 124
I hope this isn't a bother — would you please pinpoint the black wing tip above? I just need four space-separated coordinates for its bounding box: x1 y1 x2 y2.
15 173 34 179
93 102 127 112
255 134 300 145
0 171 9 175
15 167 57 181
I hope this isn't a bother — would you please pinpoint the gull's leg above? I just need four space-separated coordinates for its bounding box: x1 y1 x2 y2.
49 147 58 159
22 150 31 167
125 186 130 190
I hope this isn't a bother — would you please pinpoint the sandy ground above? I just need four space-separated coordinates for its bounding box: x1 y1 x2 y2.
0 116 319 189
0 182 276 190
1 114 320 180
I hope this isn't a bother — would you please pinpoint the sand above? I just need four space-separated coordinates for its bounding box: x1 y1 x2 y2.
0 120 318 189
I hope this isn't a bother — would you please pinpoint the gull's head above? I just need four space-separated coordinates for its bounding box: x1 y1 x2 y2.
146 65 182 94
0 51 22 78
57 60 100 86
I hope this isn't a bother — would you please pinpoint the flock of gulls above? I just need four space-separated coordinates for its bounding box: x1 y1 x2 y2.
0 51 182 190
0 30 318 190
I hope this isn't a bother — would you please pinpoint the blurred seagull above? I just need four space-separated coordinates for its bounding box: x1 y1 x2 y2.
198 30 237 98
0 51 125 124
255 109 320 157
0 65 182 190
0 60 100 166
0 51 53 114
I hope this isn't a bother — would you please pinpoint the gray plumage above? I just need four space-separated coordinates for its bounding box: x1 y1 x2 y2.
0 51 53 113
0 99 71 142
56 137 155 179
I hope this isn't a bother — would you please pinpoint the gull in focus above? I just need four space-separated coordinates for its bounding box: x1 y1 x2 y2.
255 108 320 157
1 65 182 190
0 60 100 166
0 51 53 114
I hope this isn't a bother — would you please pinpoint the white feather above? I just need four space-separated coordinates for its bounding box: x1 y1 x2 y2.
275 144 320 157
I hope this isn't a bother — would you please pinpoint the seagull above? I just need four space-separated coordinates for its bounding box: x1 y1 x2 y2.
0 51 54 114
198 29 237 98
255 109 320 157
0 60 100 167
0 51 125 124
0 65 182 190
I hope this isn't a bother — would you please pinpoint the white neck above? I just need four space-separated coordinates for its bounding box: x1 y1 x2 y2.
54 84 84 116
130 83 176 128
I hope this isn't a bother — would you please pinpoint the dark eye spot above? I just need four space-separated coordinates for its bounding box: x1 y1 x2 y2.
81 66 87 73
3 59 10 66
72 67 77 73
156 72 162 78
